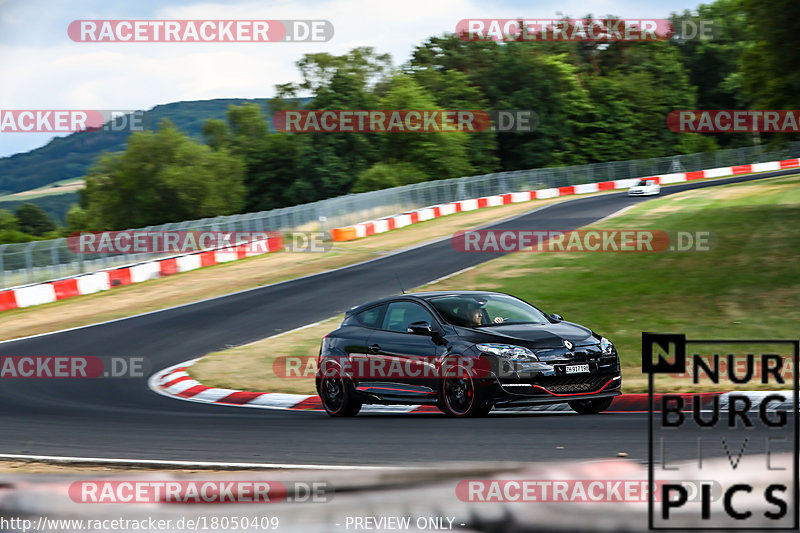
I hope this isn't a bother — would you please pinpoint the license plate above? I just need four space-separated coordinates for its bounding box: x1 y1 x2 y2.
565 364 590 374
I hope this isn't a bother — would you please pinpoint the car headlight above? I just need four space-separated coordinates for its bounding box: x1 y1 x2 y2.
476 343 538 361
600 337 614 355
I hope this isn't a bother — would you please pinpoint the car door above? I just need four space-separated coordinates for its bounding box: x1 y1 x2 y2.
650 180 661 195
332 304 385 380
356 300 444 398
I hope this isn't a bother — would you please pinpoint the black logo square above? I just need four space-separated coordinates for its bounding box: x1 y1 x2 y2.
642 332 686 374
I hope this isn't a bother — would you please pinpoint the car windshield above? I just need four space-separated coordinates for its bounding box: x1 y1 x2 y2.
427 294 550 328
637 179 649 186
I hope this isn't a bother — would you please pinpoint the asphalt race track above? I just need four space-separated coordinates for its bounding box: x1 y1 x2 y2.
0 170 795 466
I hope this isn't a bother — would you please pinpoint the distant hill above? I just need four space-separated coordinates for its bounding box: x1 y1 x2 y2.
0 97 309 196
0 193 78 224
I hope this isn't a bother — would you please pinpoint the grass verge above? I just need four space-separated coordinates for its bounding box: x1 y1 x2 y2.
191 174 800 394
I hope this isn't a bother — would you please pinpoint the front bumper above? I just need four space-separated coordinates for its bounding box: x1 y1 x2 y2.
479 347 622 406
628 189 658 196
479 374 621 408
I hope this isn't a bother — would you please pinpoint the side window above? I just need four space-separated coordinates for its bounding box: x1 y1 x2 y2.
354 305 384 328
381 301 435 333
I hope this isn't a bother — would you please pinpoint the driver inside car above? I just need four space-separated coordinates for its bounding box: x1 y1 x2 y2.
460 302 485 327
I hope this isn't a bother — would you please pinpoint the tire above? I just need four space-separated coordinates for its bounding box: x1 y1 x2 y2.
438 364 491 417
569 396 614 415
319 374 362 417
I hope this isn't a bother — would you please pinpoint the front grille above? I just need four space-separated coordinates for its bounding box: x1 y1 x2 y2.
539 348 604 364
542 354 617 367
533 374 612 393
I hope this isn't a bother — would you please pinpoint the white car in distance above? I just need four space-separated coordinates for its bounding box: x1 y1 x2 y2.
628 178 661 196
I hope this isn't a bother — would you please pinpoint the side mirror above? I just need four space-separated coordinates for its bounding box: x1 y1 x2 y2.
550 313 563 322
408 321 435 336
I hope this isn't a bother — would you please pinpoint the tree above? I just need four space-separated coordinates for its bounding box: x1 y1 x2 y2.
351 162 427 193
410 34 501 98
15 203 55 236
287 57 384 202
82 120 246 230
65 205 90 233
670 3 751 148
0 209 18 231
671 3 750 110
373 75 474 180
202 103 300 211
578 42 707 159
739 0 800 108
294 47 392 94
407 68 499 173
487 46 595 169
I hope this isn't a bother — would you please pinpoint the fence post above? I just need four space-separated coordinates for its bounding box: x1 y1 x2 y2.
24 241 35 285
77 236 85 275
0 244 5 288
50 239 59 280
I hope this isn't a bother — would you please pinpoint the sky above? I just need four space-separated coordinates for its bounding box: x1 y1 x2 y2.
0 0 703 158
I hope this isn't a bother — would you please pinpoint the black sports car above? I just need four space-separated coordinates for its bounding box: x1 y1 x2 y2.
316 291 621 417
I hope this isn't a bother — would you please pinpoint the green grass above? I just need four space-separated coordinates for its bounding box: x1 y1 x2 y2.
191 174 800 394
447 174 799 389
0 178 83 201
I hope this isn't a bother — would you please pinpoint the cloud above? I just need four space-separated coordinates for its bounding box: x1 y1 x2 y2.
0 0 699 157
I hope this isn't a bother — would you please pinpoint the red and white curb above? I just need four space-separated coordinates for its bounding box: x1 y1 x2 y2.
148 360 440 414
330 158 800 241
0 235 284 312
149 360 794 415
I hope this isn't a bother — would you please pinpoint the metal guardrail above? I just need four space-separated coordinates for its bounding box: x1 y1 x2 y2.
2 142 799 289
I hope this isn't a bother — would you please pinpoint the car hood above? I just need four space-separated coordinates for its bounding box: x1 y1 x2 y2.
454 321 596 348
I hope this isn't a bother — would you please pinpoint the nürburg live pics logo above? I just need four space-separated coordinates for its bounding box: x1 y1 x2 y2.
644 332 799 529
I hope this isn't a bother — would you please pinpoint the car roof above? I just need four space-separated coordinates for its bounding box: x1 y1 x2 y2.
411 290 505 299
347 291 508 314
